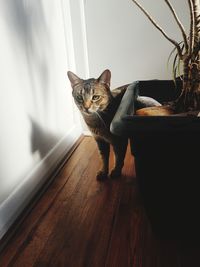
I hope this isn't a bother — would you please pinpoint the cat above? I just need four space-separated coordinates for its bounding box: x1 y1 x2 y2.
67 69 129 181
67 69 161 181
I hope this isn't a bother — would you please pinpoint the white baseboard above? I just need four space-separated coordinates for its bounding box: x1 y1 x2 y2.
0 125 82 239
83 130 92 136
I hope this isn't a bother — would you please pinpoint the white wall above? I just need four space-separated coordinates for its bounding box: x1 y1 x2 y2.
84 0 189 88
0 0 82 239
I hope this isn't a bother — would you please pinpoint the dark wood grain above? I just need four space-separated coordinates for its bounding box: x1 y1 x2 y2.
1 137 200 267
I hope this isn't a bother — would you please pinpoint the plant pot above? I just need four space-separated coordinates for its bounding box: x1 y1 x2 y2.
111 80 200 240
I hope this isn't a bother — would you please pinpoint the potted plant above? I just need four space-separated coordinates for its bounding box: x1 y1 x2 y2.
111 0 200 240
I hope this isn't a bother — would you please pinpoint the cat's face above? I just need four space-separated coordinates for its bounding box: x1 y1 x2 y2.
67 70 113 114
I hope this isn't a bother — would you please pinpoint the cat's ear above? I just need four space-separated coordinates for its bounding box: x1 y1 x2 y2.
97 69 111 88
67 71 83 89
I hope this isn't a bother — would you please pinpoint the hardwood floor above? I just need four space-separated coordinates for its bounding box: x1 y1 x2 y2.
1 136 200 267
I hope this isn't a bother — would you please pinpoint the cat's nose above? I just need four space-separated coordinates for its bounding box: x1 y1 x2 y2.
84 101 91 110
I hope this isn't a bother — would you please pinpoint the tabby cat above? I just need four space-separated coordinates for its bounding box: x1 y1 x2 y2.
67 69 129 181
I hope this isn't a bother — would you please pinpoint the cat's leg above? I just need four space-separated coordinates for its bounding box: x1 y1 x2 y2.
95 138 110 181
110 138 128 179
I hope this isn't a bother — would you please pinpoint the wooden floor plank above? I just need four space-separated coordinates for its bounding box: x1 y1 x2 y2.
0 137 96 266
33 142 122 267
1 137 200 267
105 144 155 267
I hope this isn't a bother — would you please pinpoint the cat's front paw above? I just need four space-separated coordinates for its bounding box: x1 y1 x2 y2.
96 170 108 181
109 168 122 179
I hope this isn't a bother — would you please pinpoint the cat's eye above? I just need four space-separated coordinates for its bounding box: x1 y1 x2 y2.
76 95 83 101
92 95 100 101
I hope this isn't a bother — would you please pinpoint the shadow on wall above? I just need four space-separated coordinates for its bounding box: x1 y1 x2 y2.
2 0 63 160
30 117 60 159
2 0 53 120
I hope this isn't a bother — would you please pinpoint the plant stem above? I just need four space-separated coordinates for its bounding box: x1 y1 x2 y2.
188 0 195 56
131 0 183 59
164 0 189 52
